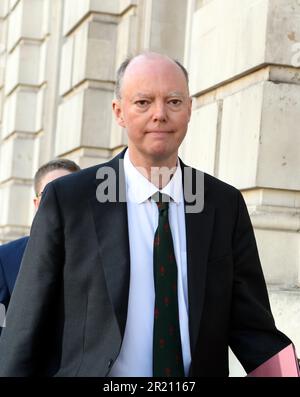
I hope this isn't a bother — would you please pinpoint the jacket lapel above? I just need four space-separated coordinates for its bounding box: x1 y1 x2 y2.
90 151 130 339
182 164 215 355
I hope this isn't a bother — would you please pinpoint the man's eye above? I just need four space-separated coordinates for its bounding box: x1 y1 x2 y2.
135 100 150 107
168 99 182 106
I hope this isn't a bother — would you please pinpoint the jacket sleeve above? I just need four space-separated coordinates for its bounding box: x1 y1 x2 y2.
0 182 64 376
229 190 291 373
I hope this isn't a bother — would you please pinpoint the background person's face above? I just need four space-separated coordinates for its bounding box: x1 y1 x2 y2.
113 56 192 168
33 169 72 210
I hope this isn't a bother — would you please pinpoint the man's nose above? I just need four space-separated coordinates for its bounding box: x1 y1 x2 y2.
152 102 168 122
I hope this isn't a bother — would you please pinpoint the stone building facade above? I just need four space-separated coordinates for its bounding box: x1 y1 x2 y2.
0 0 299 375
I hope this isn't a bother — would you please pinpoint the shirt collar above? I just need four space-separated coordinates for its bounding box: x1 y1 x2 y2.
124 149 183 204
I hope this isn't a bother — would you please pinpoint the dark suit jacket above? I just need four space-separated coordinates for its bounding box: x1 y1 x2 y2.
0 236 28 310
0 150 291 376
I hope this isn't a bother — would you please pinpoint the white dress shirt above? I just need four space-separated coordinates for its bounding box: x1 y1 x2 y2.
109 150 191 376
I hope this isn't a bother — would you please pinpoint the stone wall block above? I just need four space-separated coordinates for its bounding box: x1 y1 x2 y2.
55 90 84 156
218 83 263 189
81 87 113 148
6 0 22 51
7 0 48 51
255 229 300 287
9 0 19 12
4 41 44 95
0 135 34 182
181 102 219 174
59 36 74 95
63 0 134 36
0 182 32 226
0 15 5 88
72 18 117 87
190 0 269 94
2 88 40 138
115 5 138 73
85 18 117 82
265 0 300 66
218 81 300 190
71 23 88 88
55 87 114 156
148 0 187 61
257 82 300 191
269 289 300 350
0 0 9 18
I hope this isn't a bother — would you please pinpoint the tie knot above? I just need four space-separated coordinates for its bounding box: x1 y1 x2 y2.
152 192 171 212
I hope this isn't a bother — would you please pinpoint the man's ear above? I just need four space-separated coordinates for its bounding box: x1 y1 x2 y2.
112 100 126 128
33 198 39 211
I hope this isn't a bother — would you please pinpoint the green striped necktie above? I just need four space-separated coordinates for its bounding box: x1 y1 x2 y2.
152 192 184 377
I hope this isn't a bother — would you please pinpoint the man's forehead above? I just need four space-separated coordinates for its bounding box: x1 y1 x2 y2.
123 59 188 91
118 53 190 98
129 53 174 65
126 55 181 75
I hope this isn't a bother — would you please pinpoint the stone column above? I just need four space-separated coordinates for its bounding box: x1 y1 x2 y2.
55 0 139 169
136 0 187 62
180 0 300 375
0 0 50 241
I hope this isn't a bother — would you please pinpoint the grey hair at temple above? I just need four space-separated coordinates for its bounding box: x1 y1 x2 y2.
114 52 190 100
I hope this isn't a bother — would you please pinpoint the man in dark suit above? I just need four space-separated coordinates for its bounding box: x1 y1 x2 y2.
0 159 80 333
0 237 28 312
0 52 292 376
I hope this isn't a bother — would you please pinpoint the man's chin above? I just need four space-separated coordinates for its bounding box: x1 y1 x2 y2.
146 147 178 165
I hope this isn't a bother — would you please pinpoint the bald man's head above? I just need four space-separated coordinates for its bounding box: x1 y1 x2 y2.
112 51 192 171
115 52 189 100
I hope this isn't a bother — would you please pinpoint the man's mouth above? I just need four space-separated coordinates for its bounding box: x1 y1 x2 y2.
147 130 173 134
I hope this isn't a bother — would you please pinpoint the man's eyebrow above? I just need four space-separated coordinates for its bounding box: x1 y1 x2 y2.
133 92 152 98
131 91 185 99
167 91 185 97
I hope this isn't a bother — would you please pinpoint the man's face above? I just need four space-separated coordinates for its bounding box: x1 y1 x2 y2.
112 55 192 167
34 169 72 210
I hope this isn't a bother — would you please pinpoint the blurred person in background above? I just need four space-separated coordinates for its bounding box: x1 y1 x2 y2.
0 159 80 333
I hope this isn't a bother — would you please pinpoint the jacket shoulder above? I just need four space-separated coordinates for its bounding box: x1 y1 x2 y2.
180 158 240 196
182 164 242 212
0 237 29 259
204 172 240 197
49 152 125 197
